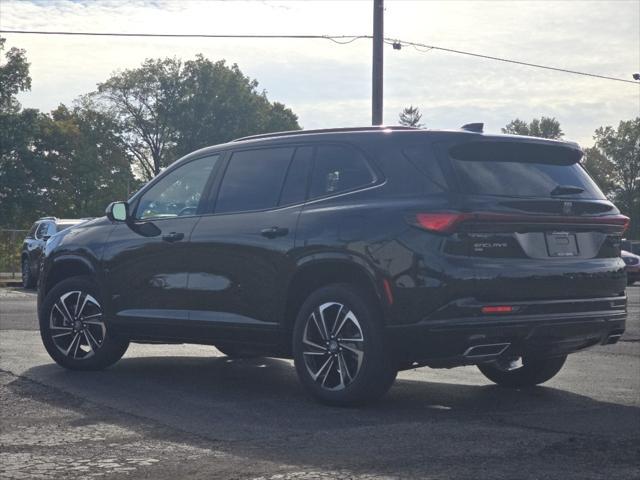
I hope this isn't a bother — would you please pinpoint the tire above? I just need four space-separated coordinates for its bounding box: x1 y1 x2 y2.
22 257 36 289
478 355 567 387
292 283 397 406
39 276 129 370
215 344 261 359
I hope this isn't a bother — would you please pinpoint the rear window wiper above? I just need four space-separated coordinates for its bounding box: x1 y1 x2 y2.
550 184 585 196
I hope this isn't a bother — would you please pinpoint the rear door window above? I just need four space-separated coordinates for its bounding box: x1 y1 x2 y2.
279 146 313 206
216 147 294 214
449 141 605 199
310 145 375 198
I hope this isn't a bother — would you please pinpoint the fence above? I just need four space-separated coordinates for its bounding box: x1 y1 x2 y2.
0 229 28 281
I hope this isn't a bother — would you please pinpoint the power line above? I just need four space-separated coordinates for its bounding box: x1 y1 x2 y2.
1 29 637 85
0 29 370 41
388 38 638 85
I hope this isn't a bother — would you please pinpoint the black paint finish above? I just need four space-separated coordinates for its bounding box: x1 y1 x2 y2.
38 128 628 365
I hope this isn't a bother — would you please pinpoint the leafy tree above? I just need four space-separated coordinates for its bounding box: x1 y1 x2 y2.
582 147 616 196
95 58 183 180
591 118 640 239
398 105 424 128
0 37 31 113
502 116 563 139
94 55 300 180
0 36 44 228
35 104 139 218
0 37 138 227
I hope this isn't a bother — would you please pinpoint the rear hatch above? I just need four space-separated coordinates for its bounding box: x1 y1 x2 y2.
434 138 628 301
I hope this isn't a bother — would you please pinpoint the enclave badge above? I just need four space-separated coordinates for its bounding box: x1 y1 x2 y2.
562 201 573 215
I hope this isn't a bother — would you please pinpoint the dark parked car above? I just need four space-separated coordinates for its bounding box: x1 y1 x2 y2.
37 125 629 405
21 217 87 289
621 250 640 285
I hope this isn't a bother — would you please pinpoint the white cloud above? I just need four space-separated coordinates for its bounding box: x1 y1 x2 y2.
1 0 639 146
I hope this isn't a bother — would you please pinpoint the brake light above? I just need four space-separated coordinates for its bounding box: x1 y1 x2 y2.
410 212 629 234
621 216 630 234
414 213 471 233
481 306 514 314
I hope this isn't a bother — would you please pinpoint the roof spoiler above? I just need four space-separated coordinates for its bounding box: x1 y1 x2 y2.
461 123 484 133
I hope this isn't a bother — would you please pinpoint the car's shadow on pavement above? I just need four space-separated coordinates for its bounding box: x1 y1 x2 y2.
15 354 640 477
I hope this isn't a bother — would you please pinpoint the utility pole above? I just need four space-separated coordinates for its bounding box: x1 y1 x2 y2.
372 0 384 125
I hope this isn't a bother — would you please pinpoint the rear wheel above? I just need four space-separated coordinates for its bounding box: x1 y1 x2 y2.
478 355 567 387
22 257 36 289
293 283 397 406
40 276 129 370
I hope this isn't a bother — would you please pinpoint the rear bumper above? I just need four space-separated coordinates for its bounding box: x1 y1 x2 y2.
387 296 626 367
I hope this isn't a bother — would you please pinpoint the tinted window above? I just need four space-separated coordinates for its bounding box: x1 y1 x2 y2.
279 146 313 205
402 145 447 192
216 147 294 214
310 145 374 198
136 155 219 220
35 222 52 238
28 223 38 237
450 141 605 199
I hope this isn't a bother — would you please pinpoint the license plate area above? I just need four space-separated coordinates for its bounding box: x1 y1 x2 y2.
546 232 578 257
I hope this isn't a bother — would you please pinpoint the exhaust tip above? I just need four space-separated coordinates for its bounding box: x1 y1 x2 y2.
605 334 622 345
463 343 511 358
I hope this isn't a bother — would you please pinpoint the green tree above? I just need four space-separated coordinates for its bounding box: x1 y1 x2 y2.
35 104 139 218
94 55 300 180
95 58 184 180
582 147 616 196
502 116 563 139
0 37 31 113
0 36 46 228
171 56 299 158
591 118 640 239
398 105 424 127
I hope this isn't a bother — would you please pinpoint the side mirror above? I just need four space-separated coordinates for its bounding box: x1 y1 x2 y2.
106 201 129 222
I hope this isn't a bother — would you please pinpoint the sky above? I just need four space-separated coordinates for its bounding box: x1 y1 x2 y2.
1 0 639 146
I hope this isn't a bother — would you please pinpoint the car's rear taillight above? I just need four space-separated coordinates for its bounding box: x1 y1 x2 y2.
412 213 472 233
409 212 630 234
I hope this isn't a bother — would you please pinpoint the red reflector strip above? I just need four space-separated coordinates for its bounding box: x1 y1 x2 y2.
481 305 514 314
382 278 394 305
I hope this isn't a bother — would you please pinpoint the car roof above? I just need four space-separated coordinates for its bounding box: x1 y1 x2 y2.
177 125 581 165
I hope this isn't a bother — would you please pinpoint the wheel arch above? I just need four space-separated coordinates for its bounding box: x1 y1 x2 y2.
43 255 97 297
283 256 388 351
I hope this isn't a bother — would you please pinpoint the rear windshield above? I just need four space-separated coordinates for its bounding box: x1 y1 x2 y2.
449 141 605 199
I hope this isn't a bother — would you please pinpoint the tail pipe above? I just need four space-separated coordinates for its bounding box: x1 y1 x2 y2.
463 343 511 359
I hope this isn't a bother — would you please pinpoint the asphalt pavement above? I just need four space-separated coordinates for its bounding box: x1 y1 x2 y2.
1 286 639 479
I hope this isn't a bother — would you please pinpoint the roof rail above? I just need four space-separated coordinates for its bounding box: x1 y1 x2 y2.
461 123 484 133
232 125 421 142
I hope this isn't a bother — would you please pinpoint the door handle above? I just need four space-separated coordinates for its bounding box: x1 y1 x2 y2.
260 226 289 239
162 232 184 243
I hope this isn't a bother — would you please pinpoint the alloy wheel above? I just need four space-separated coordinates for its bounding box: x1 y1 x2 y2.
49 290 106 360
302 302 365 391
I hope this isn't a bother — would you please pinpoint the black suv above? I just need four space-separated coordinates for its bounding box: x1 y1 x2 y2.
22 217 86 289
37 126 628 405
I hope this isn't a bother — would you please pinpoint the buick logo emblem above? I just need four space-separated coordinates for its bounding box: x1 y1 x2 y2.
562 201 573 215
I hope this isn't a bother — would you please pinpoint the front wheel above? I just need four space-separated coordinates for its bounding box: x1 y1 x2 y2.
40 276 129 370
22 257 36 289
293 283 397 406
478 355 567 387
